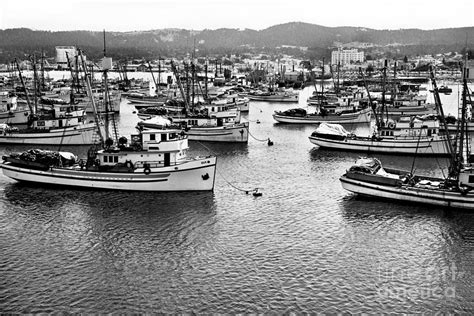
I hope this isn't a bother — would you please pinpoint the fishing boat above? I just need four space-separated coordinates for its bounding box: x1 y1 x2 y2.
308 116 451 155
0 91 28 125
138 59 249 143
339 65 474 209
127 92 170 108
247 90 299 102
1 125 217 191
138 98 249 143
139 115 249 143
1 49 217 192
273 106 371 124
308 64 452 155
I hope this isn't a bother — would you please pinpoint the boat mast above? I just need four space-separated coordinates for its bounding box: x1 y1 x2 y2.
204 60 208 101
170 59 189 110
359 67 380 131
65 52 76 104
78 48 105 146
158 58 161 93
148 61 157 94
459 54 471 165
381 60 387 125
320 58 325 105
14 58 33 117
101 30 118 145
429 65 457 177
31 55 38 114
40 50 45 91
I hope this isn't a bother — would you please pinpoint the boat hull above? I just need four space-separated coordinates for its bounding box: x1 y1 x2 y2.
247 95 298 102
273 108 371 124
309 135 451 155
340 175 474 209
0 123 96 145
187 123 249 143
1 157 217 191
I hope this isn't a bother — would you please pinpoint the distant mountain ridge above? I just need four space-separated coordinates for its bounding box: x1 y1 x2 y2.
0 22 472 62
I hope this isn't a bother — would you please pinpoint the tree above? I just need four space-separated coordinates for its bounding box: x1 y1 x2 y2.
403 55 408 63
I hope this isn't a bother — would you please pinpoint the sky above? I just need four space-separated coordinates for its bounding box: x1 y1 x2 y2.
0 0 473 32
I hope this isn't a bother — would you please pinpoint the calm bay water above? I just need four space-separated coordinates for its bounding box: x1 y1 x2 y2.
1 82 473 313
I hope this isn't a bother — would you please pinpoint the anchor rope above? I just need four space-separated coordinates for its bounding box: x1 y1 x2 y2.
245 126 269 142
195 141 262 194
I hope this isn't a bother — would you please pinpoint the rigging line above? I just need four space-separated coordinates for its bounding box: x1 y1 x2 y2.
428 136 448 180
245 125 269 142
194 141 261 194
410 126 425 175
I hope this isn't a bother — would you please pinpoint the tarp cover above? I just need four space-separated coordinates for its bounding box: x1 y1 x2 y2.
315 123 350 136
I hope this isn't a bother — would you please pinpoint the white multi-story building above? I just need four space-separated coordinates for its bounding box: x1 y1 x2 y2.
331 48 364 65
55 46 78 69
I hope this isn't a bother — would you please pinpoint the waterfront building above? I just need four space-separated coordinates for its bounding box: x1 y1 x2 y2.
331 48 364 65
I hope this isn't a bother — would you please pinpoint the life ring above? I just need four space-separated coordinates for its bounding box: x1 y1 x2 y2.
125 160 133 169
388 122 396 129
143 163 151 175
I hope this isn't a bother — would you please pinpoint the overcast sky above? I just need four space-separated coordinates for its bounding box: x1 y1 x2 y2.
1 0 473 32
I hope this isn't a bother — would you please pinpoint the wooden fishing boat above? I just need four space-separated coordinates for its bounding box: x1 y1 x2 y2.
247 90 299 102
1 127 217 191
339 65 474 209
309 117 451 155
273 107 371 124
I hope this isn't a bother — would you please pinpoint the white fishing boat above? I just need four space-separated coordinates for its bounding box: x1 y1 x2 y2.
0 103 96 145
1 127 217 191
273 107 371 124
339 65 474 209
339 157 474 209
309 117 451 155
138 101 249 143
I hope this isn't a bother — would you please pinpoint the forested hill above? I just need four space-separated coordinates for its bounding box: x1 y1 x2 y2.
0 22 472 62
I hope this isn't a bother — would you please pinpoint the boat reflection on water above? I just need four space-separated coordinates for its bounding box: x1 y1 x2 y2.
2 182 217 218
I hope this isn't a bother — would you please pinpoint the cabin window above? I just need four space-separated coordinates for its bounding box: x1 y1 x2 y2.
161 133 167 141
103 156 108 163
212 107 215 112
150 134 156 141
469 175 474 183
114 156 118 163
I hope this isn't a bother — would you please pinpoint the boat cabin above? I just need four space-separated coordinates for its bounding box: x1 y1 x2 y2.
379 116 440 138
34 104 85 129
97 128 189 169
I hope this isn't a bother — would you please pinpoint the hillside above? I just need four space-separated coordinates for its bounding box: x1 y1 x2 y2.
0 22 472 63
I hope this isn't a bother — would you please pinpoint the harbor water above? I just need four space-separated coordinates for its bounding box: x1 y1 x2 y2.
1 83 473 313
